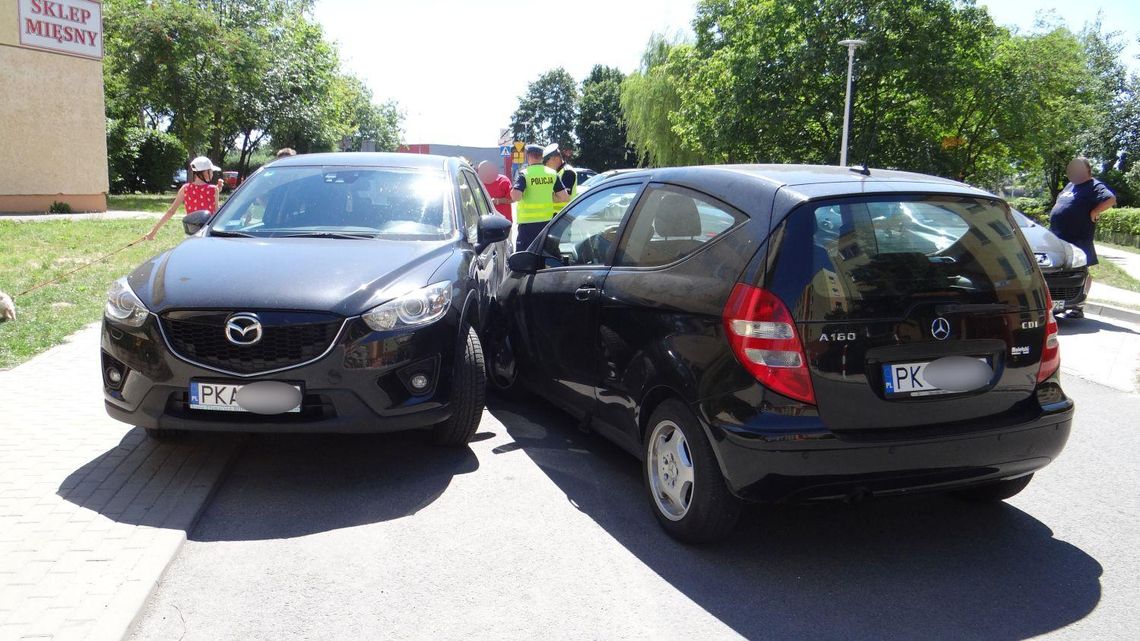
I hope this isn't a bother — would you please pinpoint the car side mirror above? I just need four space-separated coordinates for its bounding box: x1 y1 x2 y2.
183 210 212 235
475 213 511 253
507 251 542 274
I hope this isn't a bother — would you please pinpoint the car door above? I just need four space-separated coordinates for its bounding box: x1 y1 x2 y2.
519 182 645 416
593 183 752 446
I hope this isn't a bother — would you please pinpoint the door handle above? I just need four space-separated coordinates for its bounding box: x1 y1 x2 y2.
477 255 487 269
574 285 599 301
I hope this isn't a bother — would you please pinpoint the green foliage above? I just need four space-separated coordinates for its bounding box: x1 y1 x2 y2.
621 34 706 167
511 68 579 148
1008 197 1047 216
576 65 636 171
103 0 402 176
1097 208 1140 237
106 121 187 194
48 202 73 214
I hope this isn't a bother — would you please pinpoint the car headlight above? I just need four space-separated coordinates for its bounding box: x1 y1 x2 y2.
104 277 149 327
362 281 452 331
1070 246 1087 268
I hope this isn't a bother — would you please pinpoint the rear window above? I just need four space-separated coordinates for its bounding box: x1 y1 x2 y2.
768 195 1045 320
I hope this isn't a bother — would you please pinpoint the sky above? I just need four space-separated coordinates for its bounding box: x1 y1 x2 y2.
312 0 1139 148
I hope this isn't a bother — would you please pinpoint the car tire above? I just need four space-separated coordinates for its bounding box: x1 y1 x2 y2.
144 427 184 442
432 327 486 447
643 399 741 544
486 332 527 399
954 473 1034 502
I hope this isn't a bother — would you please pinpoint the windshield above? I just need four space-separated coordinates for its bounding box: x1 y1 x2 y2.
210 166 455 239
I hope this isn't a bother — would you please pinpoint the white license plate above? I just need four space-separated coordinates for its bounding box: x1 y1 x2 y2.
189 381 301 413
882 360 984 398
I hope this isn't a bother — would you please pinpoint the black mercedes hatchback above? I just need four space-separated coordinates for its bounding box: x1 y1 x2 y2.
490 165 1074 543
102 153 511 445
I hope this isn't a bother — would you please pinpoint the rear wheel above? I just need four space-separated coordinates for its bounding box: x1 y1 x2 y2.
643 400 741 543
432 327 486 447
954 474 1034 502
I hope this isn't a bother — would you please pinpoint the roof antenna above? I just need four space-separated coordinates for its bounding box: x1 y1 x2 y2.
848 164 870 176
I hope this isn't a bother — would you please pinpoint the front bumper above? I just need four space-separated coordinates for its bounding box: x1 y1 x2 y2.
698 383 1074 503
101 311 459 434
1043 268 1090 311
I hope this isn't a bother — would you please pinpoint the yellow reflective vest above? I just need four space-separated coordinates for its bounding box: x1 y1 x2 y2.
516 164 559 224
553 165 578 214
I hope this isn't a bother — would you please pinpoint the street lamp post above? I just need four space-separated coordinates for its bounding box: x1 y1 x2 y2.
838 39 866 167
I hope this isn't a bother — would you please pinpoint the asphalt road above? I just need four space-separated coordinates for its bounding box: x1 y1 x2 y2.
131 315 1140 641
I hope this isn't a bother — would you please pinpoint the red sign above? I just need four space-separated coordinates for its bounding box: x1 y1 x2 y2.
18 0 103 60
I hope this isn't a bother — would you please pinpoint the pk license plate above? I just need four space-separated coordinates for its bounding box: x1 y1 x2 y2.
189 381 301 412
881 360 984 398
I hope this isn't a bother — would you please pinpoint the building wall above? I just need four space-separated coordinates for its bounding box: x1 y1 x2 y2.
0 0 108 212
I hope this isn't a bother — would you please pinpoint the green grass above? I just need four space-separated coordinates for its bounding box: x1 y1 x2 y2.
0 219 183 369
108 192 230 213
1089 259 1140 294
1100 240 1140 256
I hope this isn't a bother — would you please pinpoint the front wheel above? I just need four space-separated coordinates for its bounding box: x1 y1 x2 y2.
431 327 486 447
643 400 741 543
953 474 1034 502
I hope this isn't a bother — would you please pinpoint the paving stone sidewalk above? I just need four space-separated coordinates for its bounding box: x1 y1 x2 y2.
0 325 240 641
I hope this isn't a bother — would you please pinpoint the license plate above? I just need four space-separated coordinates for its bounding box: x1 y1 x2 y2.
1052 300 1065 311
189 381 302 413
882 360 986 398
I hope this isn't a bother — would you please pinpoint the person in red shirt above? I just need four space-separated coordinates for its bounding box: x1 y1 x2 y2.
477 161 514 221
146 156 224 240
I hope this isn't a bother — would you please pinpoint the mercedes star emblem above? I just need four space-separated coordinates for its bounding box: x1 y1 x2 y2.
225 313 263 346
931 317 951 341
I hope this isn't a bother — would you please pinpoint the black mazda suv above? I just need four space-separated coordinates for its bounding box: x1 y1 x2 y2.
490 165 1074 543
102 153 511 445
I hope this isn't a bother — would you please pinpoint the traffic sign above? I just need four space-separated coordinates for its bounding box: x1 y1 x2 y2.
499 146 511 157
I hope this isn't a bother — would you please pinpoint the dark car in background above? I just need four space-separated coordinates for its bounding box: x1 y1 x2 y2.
1011 208 1091 317
489 165 1073 543
102 153 511 445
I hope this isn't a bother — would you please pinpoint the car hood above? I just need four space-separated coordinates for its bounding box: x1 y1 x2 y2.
1018 219 1079 270
128 236 456 316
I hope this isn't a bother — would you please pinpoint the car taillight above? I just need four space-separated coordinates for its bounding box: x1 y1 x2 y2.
1037 291 1060 383
723 283 815 404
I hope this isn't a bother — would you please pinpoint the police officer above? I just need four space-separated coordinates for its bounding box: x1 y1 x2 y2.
510 144 568 252
550 145 579 214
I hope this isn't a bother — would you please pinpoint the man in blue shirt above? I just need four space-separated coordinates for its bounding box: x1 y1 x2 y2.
1049 157 1116 266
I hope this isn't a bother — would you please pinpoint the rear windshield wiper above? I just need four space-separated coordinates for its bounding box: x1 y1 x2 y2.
208 229 255 238
279 232 376 239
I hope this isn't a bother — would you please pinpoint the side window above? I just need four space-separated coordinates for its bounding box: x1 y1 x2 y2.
456 172 480 244
615 185 746 268
462 171 492 216
540 184 641 268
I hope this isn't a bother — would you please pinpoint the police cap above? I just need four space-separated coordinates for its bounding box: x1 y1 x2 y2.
542 143 560 161
524 144 544 155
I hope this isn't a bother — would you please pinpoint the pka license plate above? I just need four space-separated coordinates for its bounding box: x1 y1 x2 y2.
881 360 986 398
189 381 302 413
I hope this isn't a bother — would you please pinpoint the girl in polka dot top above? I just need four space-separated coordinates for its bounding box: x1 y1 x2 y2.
146 156 226 240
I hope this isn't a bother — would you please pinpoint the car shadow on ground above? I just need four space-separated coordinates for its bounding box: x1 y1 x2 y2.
1059 315 1140 336
57 429 479 542
487 395 1102 641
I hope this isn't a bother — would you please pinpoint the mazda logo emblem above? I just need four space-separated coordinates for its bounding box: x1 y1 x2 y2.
225 313 263 346
931 317 951 341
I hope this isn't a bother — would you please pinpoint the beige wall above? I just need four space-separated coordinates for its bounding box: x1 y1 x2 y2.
0 0 108 212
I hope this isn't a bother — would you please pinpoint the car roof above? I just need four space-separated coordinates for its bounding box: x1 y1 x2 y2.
268 152 454 172
612 164 991 199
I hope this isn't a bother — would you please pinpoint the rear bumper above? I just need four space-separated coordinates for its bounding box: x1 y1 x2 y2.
699 390 1074 503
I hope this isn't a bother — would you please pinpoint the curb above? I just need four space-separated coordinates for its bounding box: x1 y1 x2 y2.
115 434 247 641
1084 300 1140 325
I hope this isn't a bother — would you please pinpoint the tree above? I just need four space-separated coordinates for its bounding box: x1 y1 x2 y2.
621 34 706 167
510 68 578 148
576 65 636 171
